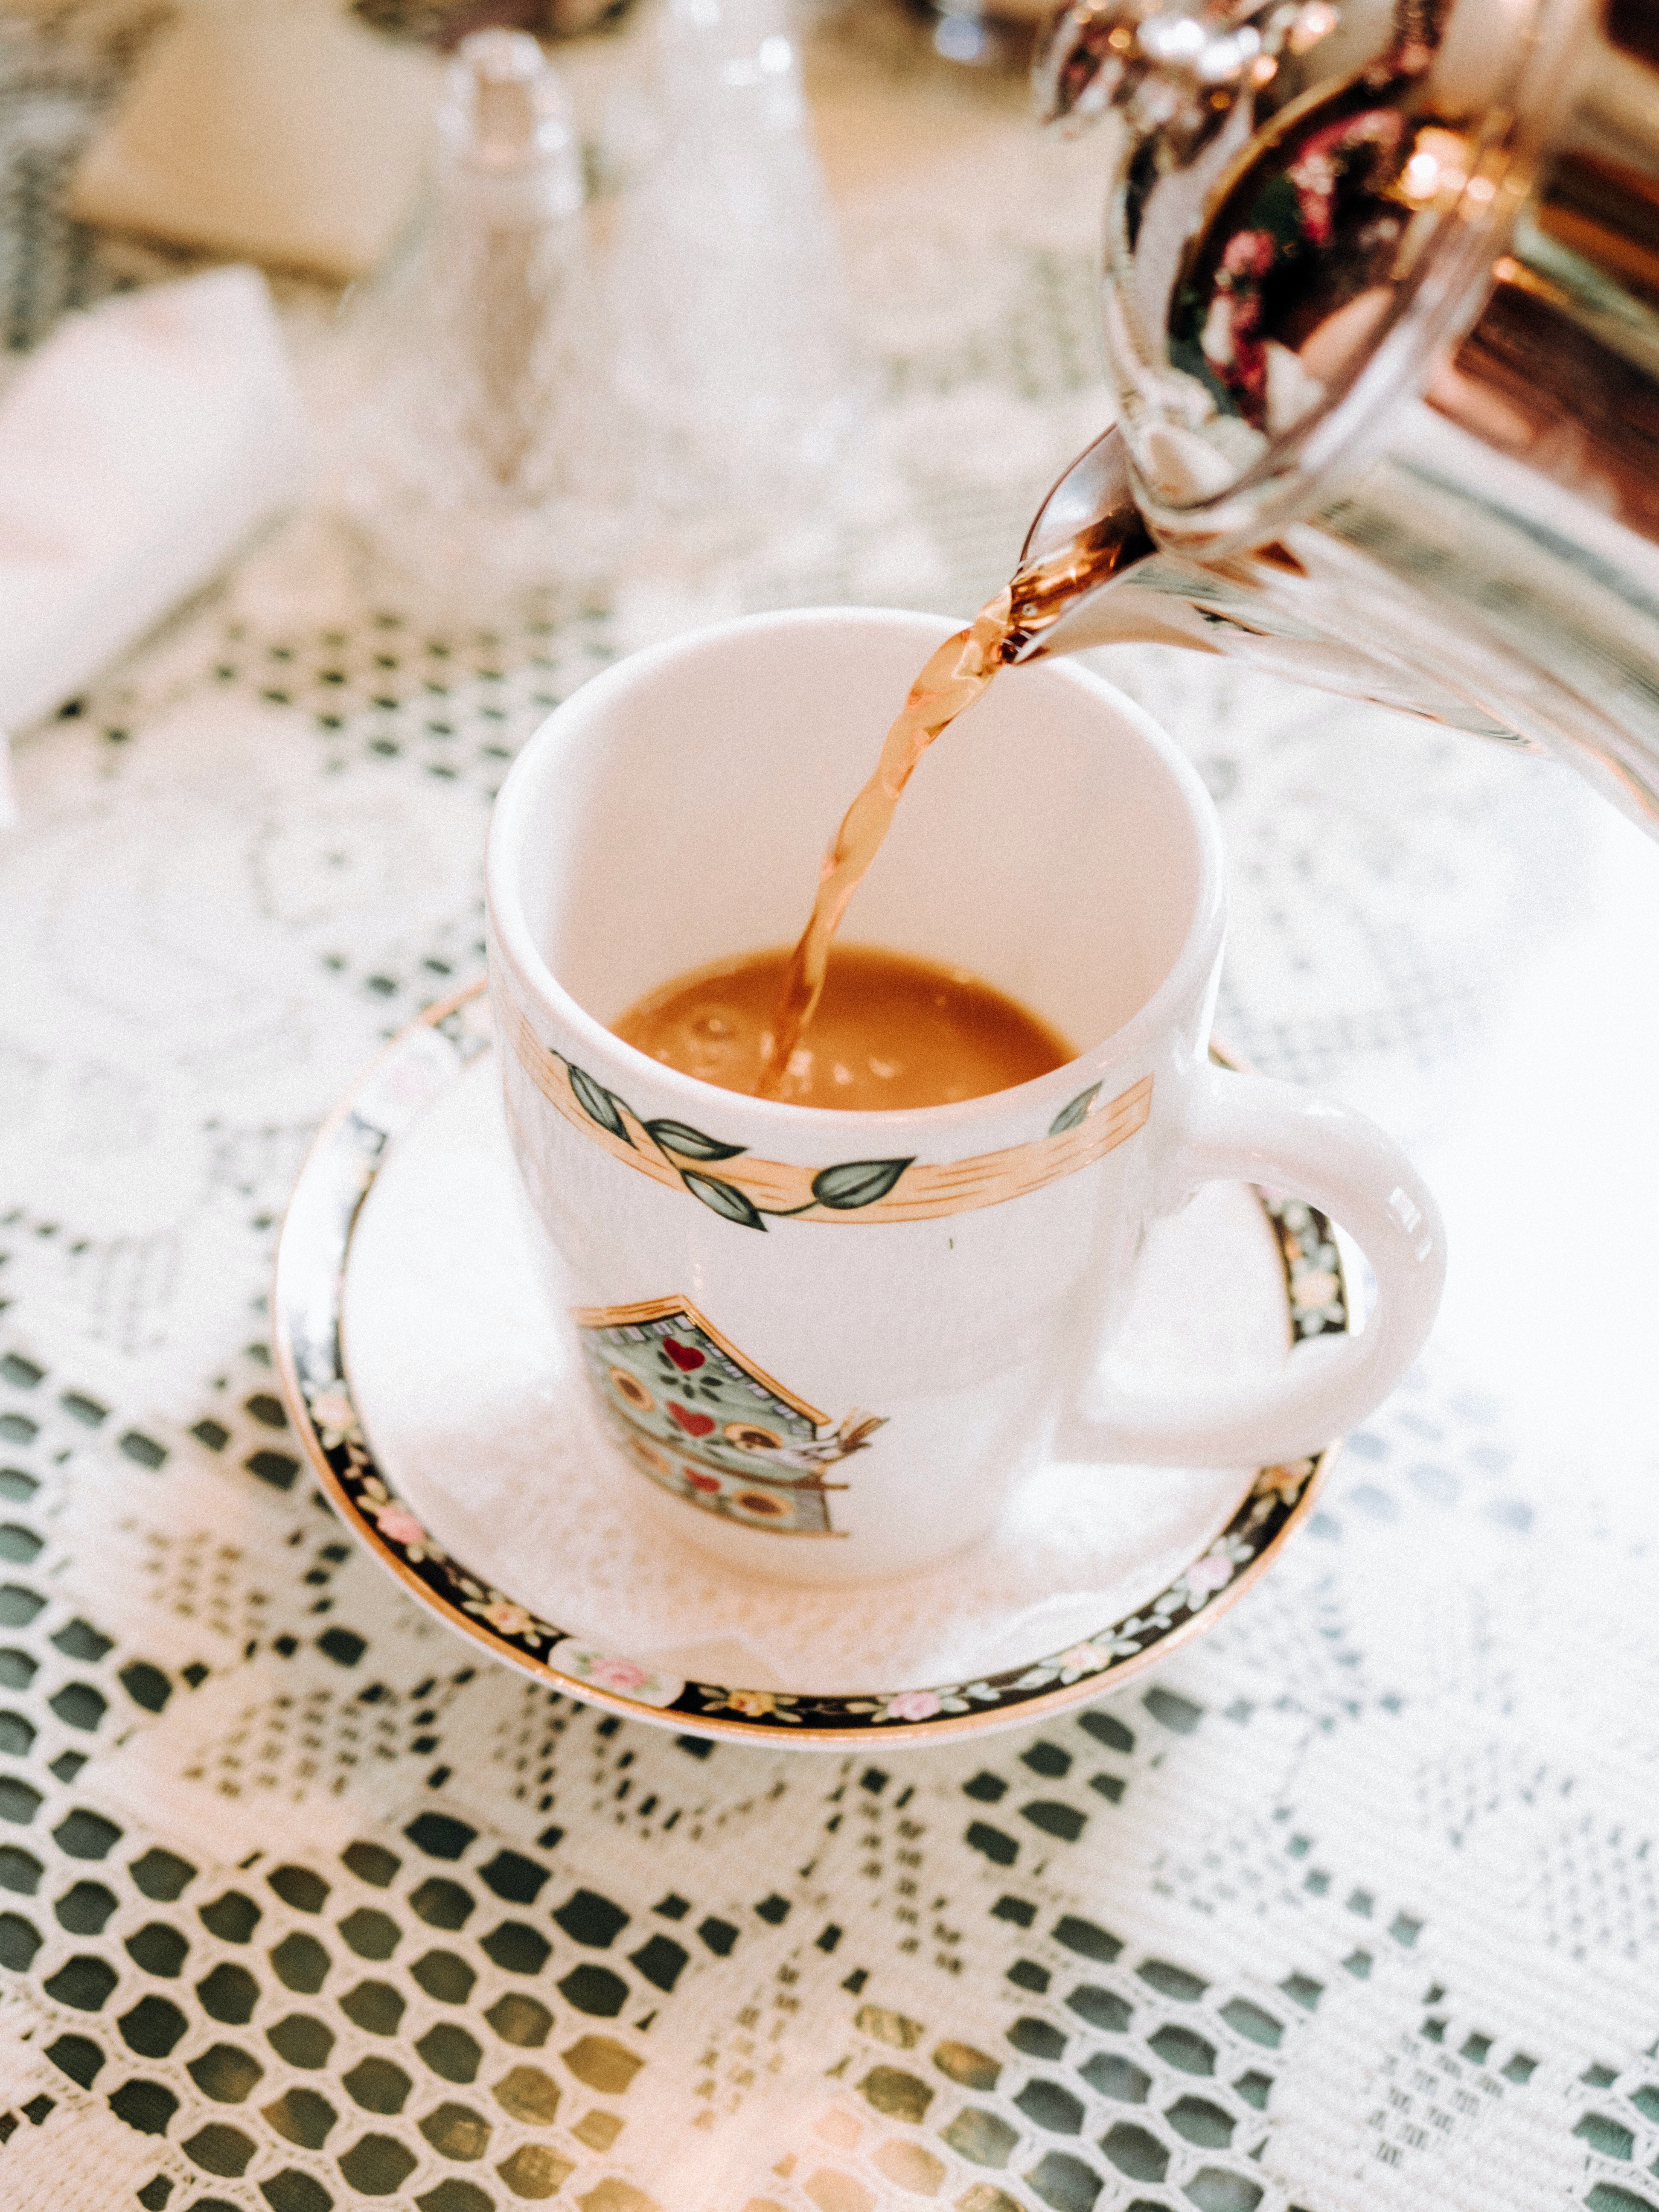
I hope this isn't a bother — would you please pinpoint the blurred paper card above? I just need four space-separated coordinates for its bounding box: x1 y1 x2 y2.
69 0 440 282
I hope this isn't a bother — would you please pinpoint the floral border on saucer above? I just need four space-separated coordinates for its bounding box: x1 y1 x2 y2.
272 983 1345 1745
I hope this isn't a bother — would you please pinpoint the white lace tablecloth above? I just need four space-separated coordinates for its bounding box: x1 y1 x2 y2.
5 7 1659 2211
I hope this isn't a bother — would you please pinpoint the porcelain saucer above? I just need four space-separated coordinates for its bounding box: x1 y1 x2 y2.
273 984 1347 1746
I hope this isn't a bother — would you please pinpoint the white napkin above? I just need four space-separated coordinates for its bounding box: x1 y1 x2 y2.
0 266 308 826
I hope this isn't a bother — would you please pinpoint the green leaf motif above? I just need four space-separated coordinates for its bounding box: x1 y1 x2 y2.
1048 1084 1100 1137
681 1172 766 1231
810 1158 914 1211
569 1063 632 1147
644 1119 746 1162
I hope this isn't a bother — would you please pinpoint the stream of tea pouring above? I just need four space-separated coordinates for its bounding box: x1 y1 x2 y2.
757 463 1155 1098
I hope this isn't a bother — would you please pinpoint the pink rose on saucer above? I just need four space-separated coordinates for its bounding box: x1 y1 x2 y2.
1185 1554 1235 1596
308 1388 358 1447
883 1690 942 1723
1057 1643 1112 1677
548 1641 684 1708
375 1507 427 1550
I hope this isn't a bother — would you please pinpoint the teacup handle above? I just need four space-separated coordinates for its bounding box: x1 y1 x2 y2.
1057 1061 1446 1467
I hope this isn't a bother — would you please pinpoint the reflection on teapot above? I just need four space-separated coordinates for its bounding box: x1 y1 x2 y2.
1008 0 1659 833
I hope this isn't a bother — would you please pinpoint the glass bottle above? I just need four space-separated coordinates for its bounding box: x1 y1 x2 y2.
335 28 623 613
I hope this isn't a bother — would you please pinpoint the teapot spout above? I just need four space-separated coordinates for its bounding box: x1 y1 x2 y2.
1006 425 1659 835
1001 426 1310 659
1003 425 1528 732
998 426 1164 659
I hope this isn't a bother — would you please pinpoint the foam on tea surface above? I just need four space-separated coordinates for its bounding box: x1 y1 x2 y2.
614 942 1071 1111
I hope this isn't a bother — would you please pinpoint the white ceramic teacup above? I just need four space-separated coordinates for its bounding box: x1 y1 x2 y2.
486 608 1444 1585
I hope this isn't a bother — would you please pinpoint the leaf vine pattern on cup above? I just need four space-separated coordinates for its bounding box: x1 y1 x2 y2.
556 1048 914 1230
1047 1082 1100 1135
810 1157 912 1210
507 1015 1155 1229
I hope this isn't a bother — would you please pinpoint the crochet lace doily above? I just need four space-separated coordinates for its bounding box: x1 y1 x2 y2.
3 1 1659 2207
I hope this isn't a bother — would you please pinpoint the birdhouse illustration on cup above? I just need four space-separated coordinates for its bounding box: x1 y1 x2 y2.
574 1297 883 1537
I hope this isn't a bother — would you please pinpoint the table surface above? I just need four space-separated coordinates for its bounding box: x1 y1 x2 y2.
5 6 1659 2211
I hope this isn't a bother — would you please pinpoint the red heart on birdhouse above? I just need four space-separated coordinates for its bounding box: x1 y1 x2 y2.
663 1339 704 1372
668 1402 716 1438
